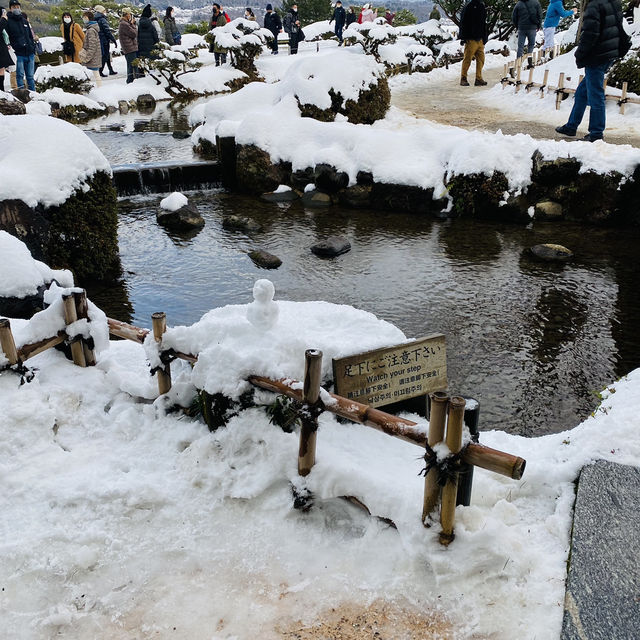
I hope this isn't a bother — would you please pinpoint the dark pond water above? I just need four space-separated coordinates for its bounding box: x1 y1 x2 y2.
87 189 640 437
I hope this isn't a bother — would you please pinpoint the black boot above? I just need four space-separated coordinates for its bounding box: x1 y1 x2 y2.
0 75 4 92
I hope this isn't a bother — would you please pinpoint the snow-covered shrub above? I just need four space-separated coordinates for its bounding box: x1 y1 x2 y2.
206 18 274 77
135 45 203 97
32 88 107 121
397 19 451 50
485 39 510 56
343 19 397 62
301 20 336 42
607 49 640 94
34 63 93 94
281 50 390 124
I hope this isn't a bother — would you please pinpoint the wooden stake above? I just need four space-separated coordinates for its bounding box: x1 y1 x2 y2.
541 69 549 98
298 349 323 477
515 61 522 93
73 290 96 366
556 72 565 110
526 66 534 91
62 294 86 367
18 332 66 361
422 392 449 524
620 81 628 115
439 396 466 545
0 318 19 365
152 311 171 395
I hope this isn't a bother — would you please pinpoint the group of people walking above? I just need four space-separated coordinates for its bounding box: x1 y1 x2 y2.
459 0 630 141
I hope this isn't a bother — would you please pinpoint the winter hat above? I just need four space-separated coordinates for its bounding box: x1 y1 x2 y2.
266 3 272 9
141 3 152 17
93 4 106 13
121 6 132 15
8 0 20 7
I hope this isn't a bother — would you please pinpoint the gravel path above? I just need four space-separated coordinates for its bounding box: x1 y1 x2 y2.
391 64 640 147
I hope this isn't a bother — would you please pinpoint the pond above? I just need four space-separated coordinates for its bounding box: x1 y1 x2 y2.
87 188 640 438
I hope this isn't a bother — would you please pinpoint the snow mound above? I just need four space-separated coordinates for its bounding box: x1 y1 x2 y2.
0 115 111 208
160 192 188 211
34 63 92 85
0 231 73 298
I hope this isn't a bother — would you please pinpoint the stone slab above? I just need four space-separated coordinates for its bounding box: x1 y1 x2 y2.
561 460 640 640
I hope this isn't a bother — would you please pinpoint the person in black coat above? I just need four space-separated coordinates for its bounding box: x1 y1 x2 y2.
346 6 356 27
137 3 159 59
1 0 36 91
555 0 626 141
459 0 487 86
330 0 346 44
0 6 14 92
264 4 282 54
93 5 117 75
283 4 301 54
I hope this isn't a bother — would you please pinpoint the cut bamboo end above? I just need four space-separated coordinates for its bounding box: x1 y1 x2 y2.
303 349 323 405
0 318 19 365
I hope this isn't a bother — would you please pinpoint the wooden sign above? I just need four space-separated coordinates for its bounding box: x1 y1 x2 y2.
332 334 446 408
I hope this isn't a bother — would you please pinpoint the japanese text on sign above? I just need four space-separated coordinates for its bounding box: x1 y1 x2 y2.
332 334 447 409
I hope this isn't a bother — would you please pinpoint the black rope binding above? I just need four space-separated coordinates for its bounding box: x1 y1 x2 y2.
419 442 469 487
11 361 37 385
149 349 179 376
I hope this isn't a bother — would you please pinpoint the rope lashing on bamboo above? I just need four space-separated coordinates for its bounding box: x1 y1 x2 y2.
149 348 179 376
9 361 37 385
419 441 470 487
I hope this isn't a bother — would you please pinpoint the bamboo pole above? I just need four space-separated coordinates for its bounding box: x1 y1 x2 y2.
73 290 96 366
541 69 549 98
18 332 66 361
298 349 323 477
556 72 565 110
422 392 449 524
248 375 526 480
439 396 466 545
152 312 172 395
526 66 534 92
515 60 522 93
62 293 86 367
620 82 628 115
0 318 19 365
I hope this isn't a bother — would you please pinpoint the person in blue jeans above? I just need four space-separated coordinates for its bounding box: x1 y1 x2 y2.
555 0 626 142
0 0 36 91
512 0 543 63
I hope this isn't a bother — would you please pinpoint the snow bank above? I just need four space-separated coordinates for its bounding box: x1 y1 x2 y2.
33 87 104 110
38 36 64 54
34 63 92 86
0 231 73 298
0 115 111 208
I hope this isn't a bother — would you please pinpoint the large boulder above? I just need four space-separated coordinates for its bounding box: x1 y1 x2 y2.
531 150 581 186
534 201 563 220
314 164 349 193
157 201 204 231
236 144 286 195
0 97 26 115
302 189 332 208
371 183 435 214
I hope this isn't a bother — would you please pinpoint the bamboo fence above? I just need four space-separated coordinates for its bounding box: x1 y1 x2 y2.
1 296 526 545
501 48 636 114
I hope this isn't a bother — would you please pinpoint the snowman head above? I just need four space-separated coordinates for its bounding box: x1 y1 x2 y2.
253 279 275 304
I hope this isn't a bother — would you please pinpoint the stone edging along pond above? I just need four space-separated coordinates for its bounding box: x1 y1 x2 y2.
210 136 640 226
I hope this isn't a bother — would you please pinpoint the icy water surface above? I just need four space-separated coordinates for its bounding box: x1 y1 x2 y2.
87 190 640 437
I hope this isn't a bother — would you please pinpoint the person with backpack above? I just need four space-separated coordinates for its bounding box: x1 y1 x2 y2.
264 4 282 55
1 0 36 91
459 0 488 87
60 11 85 63
512 0 543 63
283 4 302 54
543 0 576 57
555 0 629 141
93 5 117 76
0 6 13 92
330 0 346 44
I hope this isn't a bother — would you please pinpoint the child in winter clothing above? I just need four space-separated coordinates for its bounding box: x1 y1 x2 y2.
543 0 577 54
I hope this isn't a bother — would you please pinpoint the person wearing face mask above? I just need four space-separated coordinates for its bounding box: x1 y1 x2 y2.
283 3 302 54
0 0 35 91
60 11 85 63
264 4 282 55
79 10 102 86
163 6 180 45
93 5 117 76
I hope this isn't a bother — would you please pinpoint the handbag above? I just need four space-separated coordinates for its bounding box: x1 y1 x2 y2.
173 32 181 45
35 39 43 55
63 40 75 57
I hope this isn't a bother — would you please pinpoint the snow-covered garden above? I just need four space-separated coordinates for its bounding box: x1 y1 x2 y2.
2 9 640 639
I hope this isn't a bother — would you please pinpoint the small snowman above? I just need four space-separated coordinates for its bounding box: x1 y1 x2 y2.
247 279 279 331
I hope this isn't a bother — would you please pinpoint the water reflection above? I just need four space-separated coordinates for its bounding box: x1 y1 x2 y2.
86 191 640 436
